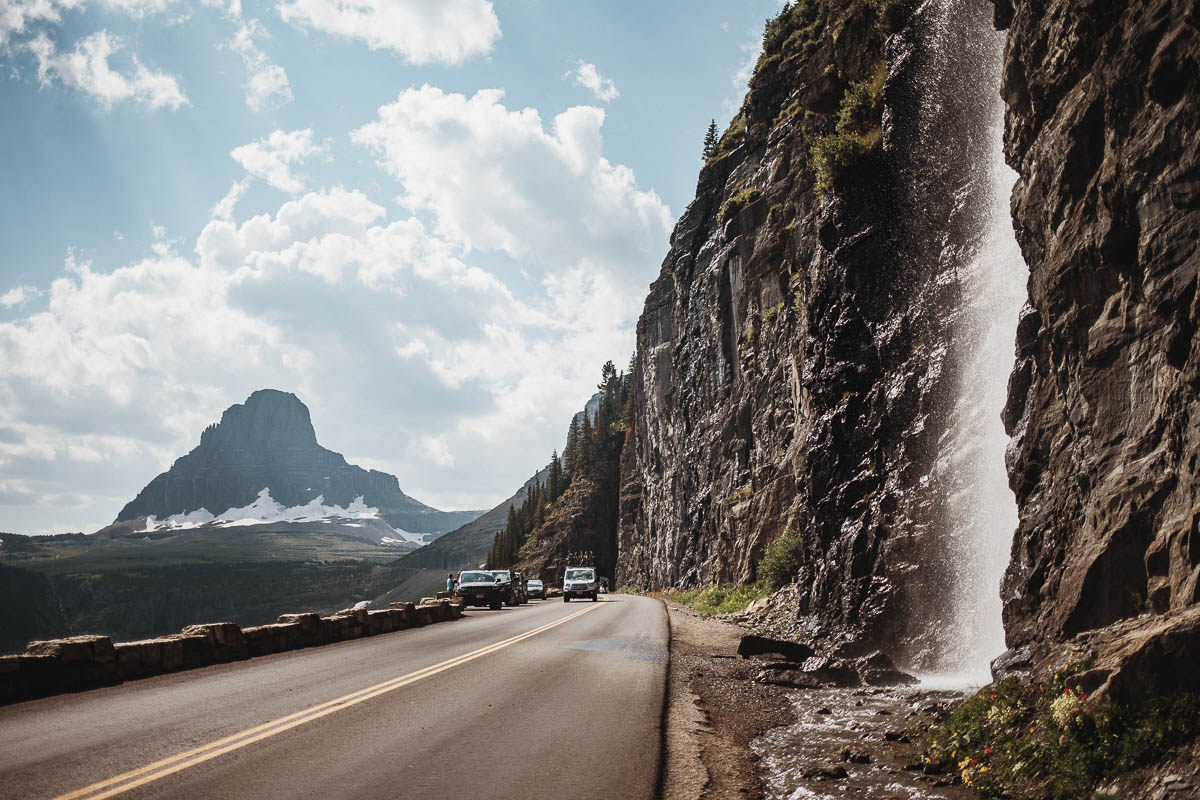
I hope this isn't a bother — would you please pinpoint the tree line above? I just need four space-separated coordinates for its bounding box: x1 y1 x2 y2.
485 358 635 570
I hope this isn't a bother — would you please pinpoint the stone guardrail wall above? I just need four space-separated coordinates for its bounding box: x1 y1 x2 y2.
0 598 464 706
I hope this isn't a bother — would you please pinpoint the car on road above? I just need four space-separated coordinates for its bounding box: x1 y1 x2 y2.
526 579 545 599
489 570 521 607
456 570 508 610
563 566 599 602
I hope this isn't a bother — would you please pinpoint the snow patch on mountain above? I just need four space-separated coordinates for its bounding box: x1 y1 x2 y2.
140 488 425 544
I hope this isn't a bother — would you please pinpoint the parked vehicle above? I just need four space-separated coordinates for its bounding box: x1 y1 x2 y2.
489 570 521 607
456 570 507 610
526 579 545 599
563 566 599 602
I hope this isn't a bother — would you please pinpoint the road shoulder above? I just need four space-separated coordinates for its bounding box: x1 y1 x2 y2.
662 600 794 800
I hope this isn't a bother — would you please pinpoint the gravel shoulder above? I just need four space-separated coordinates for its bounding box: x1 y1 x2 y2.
662 599 977 800
662 600 797 800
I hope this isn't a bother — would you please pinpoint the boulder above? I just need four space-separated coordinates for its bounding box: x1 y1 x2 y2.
25 635 116 665
737 635 815 662
1063 606 1200 704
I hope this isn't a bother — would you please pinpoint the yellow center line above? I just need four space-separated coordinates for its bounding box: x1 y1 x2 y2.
55 602 605 800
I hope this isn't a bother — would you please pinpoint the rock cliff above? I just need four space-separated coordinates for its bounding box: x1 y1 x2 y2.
118 389 481 535
996 0 1200 653
617 0 1013 659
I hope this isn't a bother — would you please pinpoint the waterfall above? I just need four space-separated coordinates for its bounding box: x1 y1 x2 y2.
885 0 1030 684
926 7 1028 685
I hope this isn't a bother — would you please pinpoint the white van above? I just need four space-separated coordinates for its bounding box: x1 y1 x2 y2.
562 566 598 602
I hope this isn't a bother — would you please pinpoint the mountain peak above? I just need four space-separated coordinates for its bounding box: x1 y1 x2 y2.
197 389 318 454
115 390 483 536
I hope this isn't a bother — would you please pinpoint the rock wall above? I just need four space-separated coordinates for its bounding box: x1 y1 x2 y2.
618 0 1009 656
997 0 1200 651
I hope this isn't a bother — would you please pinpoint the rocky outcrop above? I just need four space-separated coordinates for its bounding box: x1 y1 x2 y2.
515 463 621 583
118 389 480 534
996 0 1200 652
618 0 1011 657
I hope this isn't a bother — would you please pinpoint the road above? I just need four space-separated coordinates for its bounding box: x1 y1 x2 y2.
0 595 668 800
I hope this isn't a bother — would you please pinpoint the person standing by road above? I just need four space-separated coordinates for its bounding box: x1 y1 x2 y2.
446 572 455 591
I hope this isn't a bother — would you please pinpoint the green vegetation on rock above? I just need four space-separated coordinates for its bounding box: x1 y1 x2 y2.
758 526 806 590
660 582 771 616
718 185 762 223
920 665 1200 798
812 61 887 197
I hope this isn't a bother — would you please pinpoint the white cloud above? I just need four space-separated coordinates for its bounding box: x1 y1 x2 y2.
211 178 249 221
276 0 500 64
197 186 514 297
415 435 455 468
99 0 175 17
1 78 672 531
229 19 292 111
0 0 84 46
723 37 761 116
27 30 187 109
1 285 39 308
229 128 324 193
569 60 618 103
351 86 671 283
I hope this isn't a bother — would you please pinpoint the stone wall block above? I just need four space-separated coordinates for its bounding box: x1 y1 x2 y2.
277 612 322 636
115 640 164 679
2 593 471 704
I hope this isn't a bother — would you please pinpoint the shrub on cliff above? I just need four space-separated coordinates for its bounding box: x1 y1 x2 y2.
758 526 806 591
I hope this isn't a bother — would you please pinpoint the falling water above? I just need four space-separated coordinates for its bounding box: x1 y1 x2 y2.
925 13 1028 685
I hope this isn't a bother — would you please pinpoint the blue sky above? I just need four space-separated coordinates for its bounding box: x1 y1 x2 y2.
0 0 782 534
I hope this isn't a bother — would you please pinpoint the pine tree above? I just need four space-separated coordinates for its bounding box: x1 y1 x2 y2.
564 416 580 476
580 408 594 467
702 119 719 160
548 450 563 501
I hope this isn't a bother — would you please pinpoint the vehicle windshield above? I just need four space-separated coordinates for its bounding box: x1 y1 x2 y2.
458 572 493 583
528 581 543 587
491 571 511 580
565 569 595 581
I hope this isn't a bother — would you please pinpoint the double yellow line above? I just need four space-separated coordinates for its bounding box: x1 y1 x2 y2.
55 603 604 800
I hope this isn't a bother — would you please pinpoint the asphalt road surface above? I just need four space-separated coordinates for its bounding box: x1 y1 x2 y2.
0 595 668 800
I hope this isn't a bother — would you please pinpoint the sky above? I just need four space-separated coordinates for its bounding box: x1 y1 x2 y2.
0 0 784 535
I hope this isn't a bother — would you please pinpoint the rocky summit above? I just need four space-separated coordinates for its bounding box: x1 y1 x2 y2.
117 389 481 537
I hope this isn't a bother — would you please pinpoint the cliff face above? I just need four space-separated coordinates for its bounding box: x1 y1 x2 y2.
997 0 1200 650
618 0 1009 657
118 389 481 534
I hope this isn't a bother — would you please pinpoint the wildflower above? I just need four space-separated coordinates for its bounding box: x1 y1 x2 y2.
984 747 992 755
